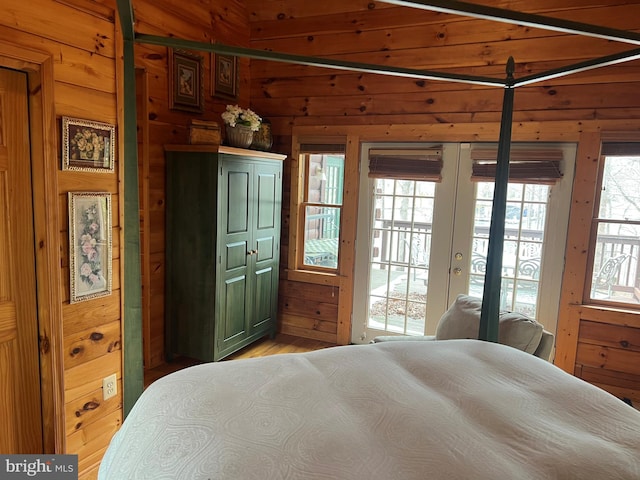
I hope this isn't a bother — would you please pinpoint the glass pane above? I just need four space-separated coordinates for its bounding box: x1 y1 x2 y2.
395 180 414 196
476 182 494 200
598 156 640 221
367 178 435 335
506 183 523 201
303 205 340 269
415 181 436 197
514 280 538 318
589 222 640 305
306 154 344 205
522 202 547 231
524 184 549 202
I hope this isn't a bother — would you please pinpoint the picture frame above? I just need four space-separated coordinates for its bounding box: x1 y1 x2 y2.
211 52 238 100
169 49 204 113
68 192 112 303
62 116 115 172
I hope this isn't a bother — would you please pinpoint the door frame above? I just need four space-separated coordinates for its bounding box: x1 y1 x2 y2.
352 141 460 343
352 141 575 343
0 43 65 452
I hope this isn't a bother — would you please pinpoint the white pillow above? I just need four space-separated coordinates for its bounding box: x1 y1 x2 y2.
435 294 544 354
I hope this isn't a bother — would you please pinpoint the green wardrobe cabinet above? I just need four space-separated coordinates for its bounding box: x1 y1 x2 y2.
165 145 285 361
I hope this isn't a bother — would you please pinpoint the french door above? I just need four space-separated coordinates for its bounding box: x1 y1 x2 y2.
351 142 576 344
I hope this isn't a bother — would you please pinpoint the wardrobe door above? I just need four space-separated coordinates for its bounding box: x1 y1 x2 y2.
251 160 282 333
217 159 252 359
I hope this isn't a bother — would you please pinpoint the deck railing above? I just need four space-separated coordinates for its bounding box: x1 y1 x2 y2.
374 220 639 301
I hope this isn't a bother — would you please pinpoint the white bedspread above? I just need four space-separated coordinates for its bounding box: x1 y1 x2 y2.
99 340 640 479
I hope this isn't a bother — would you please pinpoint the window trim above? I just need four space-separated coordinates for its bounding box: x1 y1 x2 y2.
584 145 640 309
289 137 348 279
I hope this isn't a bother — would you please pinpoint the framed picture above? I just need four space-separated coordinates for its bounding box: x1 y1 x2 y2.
169 49 204 113
68 192 112 303
62 117 115 172
211 52 238 100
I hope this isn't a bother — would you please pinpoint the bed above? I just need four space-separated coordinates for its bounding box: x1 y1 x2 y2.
99 340 640 479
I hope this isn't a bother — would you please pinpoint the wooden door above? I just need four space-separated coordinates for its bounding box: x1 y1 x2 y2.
0 68 43 452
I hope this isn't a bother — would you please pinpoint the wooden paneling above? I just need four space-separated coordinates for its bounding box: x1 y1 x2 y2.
63 320 122 370
247 1 640 129
66 409 122 474
575 331 640 405
0 0 116 57
64 385 122 437
0 0 121 474
132 0 252 376
578 320 640 352
4 0 638 474
242 1 640 348
64 350 121 403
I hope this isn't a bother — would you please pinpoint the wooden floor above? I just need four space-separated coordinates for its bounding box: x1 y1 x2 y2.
144 333 335 388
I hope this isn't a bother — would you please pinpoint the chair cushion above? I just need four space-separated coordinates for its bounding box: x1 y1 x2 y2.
436 294 544 354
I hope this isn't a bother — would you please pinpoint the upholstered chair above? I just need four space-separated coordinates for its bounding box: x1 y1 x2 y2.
373 294 555 361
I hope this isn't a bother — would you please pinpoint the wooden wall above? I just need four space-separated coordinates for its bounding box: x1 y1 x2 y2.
0 0 121 477
244 0 640 346
131 0 250 371
3 1 639 476
0 0 251 477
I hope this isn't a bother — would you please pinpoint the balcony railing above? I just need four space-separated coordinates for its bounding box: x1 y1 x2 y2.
592 234 639 302
373 220 640 304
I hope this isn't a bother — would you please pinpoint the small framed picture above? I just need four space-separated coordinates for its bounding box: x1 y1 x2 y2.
211 52 238 100
68 192 112 303
169 49 204 113
62 117 115 172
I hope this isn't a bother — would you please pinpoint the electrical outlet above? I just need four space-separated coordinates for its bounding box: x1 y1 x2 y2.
103 373 117 401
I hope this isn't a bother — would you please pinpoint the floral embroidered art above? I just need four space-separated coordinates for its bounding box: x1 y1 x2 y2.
78 203 105 288
70 127 107 161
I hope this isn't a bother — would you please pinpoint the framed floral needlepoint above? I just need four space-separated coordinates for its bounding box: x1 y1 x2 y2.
68 192 112 303
62 116 115 172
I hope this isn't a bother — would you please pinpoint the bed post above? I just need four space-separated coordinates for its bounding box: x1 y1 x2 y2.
116 0 144 415
478 56 515 343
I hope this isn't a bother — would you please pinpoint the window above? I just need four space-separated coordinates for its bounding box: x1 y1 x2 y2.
299 146 345 271
587 143 640 306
